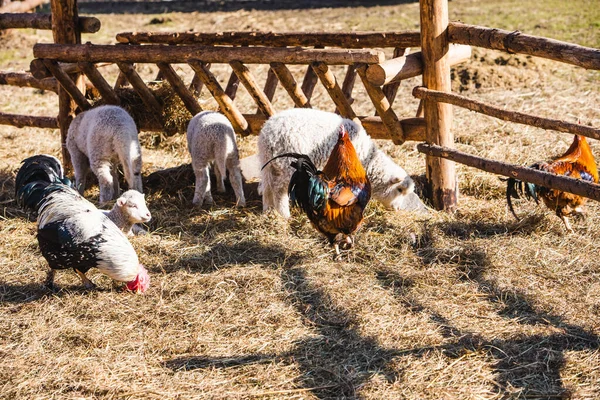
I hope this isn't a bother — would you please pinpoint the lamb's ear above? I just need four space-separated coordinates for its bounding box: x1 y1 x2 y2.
117 198 126 207
390 176 403 184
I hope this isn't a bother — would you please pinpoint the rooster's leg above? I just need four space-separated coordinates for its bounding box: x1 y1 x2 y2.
45 269 56 289
333 242 342 261
561 216 574 234
75 270 96 290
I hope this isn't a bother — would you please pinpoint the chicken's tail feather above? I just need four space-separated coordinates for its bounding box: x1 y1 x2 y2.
15 154 72 198
506 178 539 220
261 153 319 175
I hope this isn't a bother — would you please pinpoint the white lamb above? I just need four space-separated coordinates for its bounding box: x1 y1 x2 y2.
186 111 246 207
66 105 143 204
102 190 152 236
258 108 415 218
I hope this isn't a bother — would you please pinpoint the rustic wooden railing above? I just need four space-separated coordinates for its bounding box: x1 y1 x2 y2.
414 19 600 204
26 30 474 147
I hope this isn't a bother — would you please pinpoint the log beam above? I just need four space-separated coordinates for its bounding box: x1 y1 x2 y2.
448 22 600 70
356 63 404 144
382 47 409 106
269 62 310 108
224 69 240 100
189 60 250 136
0 13 100 33
157 62 202 116
116 62 163 116
311 61 357 122
0 112 58 129
33 43 386 65
366 44 471 86
43 59 91 111
116 30 421 49
262 67 278 102
0 71 58 92
78 62 120 105
417 143 600 202
421 0 456 211
230 60 275 117
50 0 83 170
413 86 600 140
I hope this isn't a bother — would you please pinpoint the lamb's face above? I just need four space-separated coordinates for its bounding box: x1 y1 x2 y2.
376 176 415 211
117 191 151 223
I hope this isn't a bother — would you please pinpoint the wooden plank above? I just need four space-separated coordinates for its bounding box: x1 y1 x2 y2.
262 67 278 102
0 112 58 129
116 62 163 115
33 43 386 65
43 59 91 111
230 60 275 117
0 13 100 32
269 62 310 108
157 62 202 116
366 44 471 86
138 113 426 141
50 0 82 169
356 63 404 144
421 0 456 211
188 60 250 136
0 71 58 92
413 86 600 140
78 62 121 105
311 61 357 122
116 30 421 48
448 22 600 70
417 143 600 202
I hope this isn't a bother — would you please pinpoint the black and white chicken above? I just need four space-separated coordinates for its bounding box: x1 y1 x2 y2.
15 155 150 293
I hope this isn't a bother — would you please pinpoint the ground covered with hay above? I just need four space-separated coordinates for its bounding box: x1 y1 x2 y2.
1 0 599 398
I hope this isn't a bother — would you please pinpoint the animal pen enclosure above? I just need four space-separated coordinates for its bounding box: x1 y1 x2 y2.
1 0 600 211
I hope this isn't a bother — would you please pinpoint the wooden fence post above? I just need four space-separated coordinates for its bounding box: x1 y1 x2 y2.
420 0 457 211
50 0 83 170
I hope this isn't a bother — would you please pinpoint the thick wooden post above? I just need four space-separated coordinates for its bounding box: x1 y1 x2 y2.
50 0 82 170
420 0 456 211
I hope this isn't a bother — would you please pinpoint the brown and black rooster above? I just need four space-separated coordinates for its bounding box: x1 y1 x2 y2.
263 125 371 259
506 135 598 232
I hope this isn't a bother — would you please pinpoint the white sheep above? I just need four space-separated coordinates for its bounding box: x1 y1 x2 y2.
102 190 151 236
258 108 415 218
66 105 143 204
186 111 246 207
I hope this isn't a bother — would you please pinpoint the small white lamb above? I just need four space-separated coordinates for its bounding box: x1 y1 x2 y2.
66 105 143 204
186 111 246 207
102 190 152 236
258 108 415 218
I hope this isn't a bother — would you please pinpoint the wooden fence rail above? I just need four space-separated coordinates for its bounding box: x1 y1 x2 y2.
413 86 600 140
417 143 600 202
116 30 422 49
0 112 58 129
448 22 600 71
0 71 58 92
0 13 100 32
32 44 385 65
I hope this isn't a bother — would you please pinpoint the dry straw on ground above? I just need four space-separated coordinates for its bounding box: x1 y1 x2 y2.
1 1 599 399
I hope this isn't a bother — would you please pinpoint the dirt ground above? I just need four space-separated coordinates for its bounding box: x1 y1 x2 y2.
0 1 599 399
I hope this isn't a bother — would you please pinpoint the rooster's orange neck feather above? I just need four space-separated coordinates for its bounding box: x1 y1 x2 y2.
322 133 367 182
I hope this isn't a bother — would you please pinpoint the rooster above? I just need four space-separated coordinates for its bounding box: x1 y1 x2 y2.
262 125 371 259
506 135 598 232
15 155 150 293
